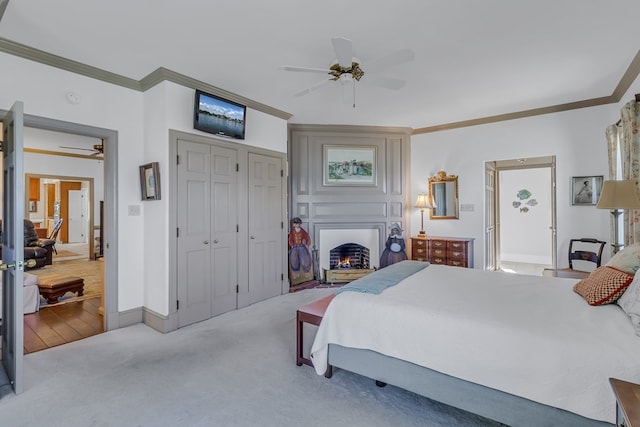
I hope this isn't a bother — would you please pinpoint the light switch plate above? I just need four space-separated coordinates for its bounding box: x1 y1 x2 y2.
128 205 141 216
460 204 475 212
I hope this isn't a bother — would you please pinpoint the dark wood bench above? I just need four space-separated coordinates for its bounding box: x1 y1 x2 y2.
38 275 84 304
296 293 335 378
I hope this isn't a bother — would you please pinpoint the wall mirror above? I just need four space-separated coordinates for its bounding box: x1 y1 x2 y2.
428 171 459 220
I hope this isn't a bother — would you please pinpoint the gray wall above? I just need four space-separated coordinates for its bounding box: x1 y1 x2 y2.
288 124 412 271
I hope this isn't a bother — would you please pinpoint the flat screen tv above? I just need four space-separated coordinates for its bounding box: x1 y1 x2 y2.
194 89 246 140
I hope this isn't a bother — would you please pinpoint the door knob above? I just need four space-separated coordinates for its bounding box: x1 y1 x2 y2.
204 240 209 245
213 240 219 244
250 236 255 240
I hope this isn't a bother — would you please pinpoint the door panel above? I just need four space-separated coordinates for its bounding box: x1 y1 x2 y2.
210 146 238 316
177 140 212 328
67 189 85 243
2 101 25 394
248 153 283 304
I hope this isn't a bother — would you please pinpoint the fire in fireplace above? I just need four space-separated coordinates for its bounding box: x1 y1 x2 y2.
329 243 370 270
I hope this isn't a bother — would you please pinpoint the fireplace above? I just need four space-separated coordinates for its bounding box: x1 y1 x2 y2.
329 243 370 270
317 227 382 272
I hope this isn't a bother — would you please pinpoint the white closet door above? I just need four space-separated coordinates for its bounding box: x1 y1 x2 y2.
177 139 212 328
210 145 238 317
247 152 284 304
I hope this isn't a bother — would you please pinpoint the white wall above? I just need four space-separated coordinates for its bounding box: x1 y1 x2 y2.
1 52 288 318
0 52 146 313
411 79 640 269
141 82 288 315
499 168 552 264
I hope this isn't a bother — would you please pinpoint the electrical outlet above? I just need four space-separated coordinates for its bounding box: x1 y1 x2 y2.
128 205 141 216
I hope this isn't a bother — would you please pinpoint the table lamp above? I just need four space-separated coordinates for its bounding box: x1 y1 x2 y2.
415 193 437 238
596 180 640 253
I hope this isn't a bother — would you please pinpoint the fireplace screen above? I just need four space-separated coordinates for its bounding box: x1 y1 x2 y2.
329 243 370 270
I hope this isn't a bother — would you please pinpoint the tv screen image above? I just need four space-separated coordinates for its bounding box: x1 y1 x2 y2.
194 90 246 139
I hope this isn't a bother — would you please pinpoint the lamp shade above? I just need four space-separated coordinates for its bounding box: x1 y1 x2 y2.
415 193 436 209
596 180 640 209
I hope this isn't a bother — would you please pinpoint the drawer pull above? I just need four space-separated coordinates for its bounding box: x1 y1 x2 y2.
417 249 424 254
434 249 444 255
452 243 461 248
434 242 444 247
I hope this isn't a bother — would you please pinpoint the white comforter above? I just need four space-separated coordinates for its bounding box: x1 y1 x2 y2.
310 264 640 423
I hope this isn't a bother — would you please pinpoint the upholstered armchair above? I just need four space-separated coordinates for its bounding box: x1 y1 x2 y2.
24 219 57 267
0 219 56 269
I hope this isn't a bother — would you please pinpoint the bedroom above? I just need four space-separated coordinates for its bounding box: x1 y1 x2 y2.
0 0 634 322
1 0 640 424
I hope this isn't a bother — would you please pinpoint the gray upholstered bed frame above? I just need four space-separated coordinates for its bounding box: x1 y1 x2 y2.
327 344 613 427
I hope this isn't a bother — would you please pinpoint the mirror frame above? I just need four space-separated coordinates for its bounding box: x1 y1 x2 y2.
428 170 459 220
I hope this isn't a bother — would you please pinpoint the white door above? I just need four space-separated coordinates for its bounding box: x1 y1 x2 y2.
210 145 238 317
67 189 86 243
1 101 26 394
176 140 238 327
247 153 284 304
177 140 213 327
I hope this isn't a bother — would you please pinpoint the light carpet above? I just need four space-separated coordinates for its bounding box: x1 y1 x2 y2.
0 288 501 427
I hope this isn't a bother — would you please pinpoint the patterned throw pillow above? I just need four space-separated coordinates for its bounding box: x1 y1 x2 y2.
573 266 634 306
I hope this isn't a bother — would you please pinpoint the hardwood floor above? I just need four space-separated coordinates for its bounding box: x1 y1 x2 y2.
23 297 104 354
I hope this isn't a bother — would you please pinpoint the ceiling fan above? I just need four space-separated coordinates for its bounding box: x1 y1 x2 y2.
59 144 104 156
281 37 414 106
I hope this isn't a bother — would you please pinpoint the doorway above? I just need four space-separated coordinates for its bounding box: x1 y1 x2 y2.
21 153 104 352
485 156 557 275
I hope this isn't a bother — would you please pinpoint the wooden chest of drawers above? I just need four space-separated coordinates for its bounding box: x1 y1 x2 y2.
410 236 474 268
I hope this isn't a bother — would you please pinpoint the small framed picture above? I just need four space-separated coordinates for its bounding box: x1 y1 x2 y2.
571 175 603 206
139 162 161 201
28 200 37 212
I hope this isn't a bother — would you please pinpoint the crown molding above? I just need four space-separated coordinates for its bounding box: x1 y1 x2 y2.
0 37 292 120
0 33 637 133
140 67 291 120
413 50 640 135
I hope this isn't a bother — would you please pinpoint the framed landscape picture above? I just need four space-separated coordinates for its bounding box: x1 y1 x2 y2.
571 175 603 206
323 145 377 186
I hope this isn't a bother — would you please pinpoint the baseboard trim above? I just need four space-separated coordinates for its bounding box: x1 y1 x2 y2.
143 306 177 333
117 307 143 328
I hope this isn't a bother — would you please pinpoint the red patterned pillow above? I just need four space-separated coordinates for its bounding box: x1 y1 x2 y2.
573 266 634 306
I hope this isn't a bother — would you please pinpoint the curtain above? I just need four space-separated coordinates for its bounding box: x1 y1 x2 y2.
619 100 640 245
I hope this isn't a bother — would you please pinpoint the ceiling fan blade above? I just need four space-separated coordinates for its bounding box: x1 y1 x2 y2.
293 79 331 97
367 49 415 73
59 145 94 152
365 75 406 90
281 66 329 74
331 37 353 68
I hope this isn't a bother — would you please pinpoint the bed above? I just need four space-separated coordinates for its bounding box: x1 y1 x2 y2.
309 261 640 426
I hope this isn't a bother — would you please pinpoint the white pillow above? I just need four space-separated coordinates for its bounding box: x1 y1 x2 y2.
606 243 640 274
618 270 640 336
